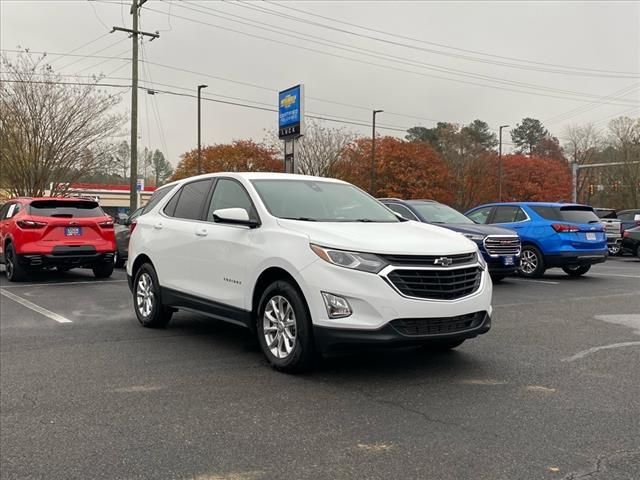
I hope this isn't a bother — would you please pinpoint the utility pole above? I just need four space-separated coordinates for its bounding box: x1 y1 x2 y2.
498 124 509 202
197 84 208 174
112 0 158 212
371 109 383 194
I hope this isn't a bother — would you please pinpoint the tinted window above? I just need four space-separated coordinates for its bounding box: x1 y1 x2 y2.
252 179 399 223
594 209 617 219
515 208 528 222
410 202 473 224
129 207 144 223
386 203 418 221
142 186 173 214
29 200 104 218
0 204 9 220
532 206 600 223
492 206 522 223
163 191 180 217
617 211 638 221
170 179 212 220
207 179 258 222
467 207 492 224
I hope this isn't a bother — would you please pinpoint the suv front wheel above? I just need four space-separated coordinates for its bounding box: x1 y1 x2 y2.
256 280 315 373
519 245 545 278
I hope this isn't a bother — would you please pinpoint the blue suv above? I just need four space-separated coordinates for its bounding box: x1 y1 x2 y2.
465 202 607 278
380 199 521 281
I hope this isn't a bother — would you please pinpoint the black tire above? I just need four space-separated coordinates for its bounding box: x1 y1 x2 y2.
636 245 640 259
256 280 315 373
423 339 465 352
114 251 126 268
4 244 28 282
57 266 72 273
562 264 591 277
133 263 173 328
519 245 545 278
92 262 114 278
490 274 507 283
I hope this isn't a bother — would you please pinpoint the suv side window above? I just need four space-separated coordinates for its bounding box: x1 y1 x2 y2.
142 186 173 214
515 207 528 222
467 206 492 224
492 206 521 223
206 179 258 222
386 203 418 221
0 203 11 220
167 179 213 220
5 202 19 219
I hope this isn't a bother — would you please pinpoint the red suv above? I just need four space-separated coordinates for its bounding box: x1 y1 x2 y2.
0 197 116 281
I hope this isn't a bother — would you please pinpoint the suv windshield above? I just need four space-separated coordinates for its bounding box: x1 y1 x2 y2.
410 202 473 224
532 205 600 224
29 200 105 218
251 179 400 223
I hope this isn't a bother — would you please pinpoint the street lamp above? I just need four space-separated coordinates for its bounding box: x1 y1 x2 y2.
371 109 384 194
498 124 509 202
197 84 208 174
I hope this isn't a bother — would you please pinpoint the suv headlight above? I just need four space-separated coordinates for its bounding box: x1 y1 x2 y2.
463 233 486 242
476 246 488 270
310 244 388 274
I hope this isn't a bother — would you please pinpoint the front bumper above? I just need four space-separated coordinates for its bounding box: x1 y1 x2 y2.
544 250 607 268
315 311 491 352
485 255 520 275
299 258 493 331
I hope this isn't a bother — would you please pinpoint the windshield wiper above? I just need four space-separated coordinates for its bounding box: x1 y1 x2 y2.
281 216 317 221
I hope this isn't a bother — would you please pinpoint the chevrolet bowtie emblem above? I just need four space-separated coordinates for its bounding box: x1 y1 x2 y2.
434 257 453 267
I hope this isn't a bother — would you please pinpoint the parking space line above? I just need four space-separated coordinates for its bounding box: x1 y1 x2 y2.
506 278 559 285
0 280 127 289
0 290 73 323
562 341 640 362
589 273 640 279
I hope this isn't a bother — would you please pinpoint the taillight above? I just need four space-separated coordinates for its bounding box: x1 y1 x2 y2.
98 220 114 229
16 219 47 229
551 223 580 233
623 231 630 238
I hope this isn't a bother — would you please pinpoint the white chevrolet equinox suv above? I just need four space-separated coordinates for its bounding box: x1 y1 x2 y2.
127 173 492 372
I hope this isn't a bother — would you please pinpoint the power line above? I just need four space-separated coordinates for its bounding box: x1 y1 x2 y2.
262 0 640 77
45 32 111 66
1 48 130 62
146 3 638 107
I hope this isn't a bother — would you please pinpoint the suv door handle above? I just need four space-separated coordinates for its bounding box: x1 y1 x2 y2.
153 222 164 230
195 228 208 237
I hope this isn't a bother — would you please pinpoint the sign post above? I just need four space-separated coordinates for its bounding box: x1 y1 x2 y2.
278 84 304 173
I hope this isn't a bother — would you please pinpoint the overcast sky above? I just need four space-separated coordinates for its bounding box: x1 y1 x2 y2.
2 0 639 165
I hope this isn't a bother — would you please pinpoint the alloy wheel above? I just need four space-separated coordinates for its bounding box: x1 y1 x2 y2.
136 273 155 318
607 244 620 256
263 295 297 359
520 249 538 275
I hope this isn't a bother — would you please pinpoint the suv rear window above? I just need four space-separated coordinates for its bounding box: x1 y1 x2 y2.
29 200 104 218
532 206 599 223
594 209 617 219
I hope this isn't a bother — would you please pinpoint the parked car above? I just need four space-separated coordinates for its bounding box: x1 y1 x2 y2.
621 226 640 258
465 202 607 278
617 209 640 233
593 208 623 255
127 173 493 373
114 185 175 268
379 198 520 282
0 197 116 281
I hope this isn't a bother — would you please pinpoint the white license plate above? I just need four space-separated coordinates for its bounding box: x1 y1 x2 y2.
503 256 514 266
586 232 596 241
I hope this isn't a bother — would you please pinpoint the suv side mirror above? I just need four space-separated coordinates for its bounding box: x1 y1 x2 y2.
213 208 259 228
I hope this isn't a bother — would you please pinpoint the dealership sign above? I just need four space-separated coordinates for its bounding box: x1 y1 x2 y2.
278 84 304 139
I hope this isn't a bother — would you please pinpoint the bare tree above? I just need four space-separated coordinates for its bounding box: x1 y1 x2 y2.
563 123 603 203
607 116 640 207
0 52 125 197
266 119 355 176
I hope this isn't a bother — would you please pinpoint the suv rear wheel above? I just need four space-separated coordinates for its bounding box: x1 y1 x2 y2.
519 245 545 278
92 262 114 279
256 280 314 373
562 265 591 277
5 244 28 282
133 263 173 328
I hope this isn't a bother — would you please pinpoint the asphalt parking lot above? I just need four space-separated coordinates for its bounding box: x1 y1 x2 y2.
1 258 639 480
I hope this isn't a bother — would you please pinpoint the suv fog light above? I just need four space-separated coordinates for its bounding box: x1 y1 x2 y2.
321 292 352 319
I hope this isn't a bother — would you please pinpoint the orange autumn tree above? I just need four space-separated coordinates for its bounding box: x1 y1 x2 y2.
334 137 455 204
500 154 572 202
172 140 281 180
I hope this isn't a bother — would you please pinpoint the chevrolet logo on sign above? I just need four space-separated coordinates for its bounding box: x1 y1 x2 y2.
434 257 453 267
280 94 296 109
